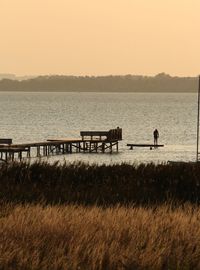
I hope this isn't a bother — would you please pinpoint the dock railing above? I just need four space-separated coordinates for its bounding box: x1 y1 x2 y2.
0 139 12 145
80 128 122 141
107 128 122 141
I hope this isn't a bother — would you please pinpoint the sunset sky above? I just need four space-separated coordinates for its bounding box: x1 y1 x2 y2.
1 0 200 76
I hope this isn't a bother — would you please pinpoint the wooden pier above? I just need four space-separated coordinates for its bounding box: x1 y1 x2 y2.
0 128 122 163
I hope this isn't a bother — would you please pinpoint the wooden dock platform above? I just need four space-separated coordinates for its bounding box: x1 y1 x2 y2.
0 128 122 163
127 144 164 150
80 128 122 141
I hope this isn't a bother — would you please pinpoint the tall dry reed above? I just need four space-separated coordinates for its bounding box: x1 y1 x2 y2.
0 203 200 270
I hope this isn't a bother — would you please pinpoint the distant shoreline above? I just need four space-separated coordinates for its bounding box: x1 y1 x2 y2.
0 73 197 92
0 90 196 93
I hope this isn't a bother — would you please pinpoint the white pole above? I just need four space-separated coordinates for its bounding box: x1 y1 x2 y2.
196 76 200 162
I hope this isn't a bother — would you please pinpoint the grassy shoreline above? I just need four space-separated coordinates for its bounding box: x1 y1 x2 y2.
0 161 200 205
1 161 200 269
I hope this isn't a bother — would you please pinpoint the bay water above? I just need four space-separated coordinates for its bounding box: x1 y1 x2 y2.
0 92 197 164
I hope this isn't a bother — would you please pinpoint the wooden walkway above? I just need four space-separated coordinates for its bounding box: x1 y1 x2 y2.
0 128 122 162
127 144 164 150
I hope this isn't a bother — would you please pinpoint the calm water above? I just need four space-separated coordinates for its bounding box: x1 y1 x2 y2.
0 92 197 163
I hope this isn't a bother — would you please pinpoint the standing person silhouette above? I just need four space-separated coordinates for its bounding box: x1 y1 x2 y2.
153 129 159 146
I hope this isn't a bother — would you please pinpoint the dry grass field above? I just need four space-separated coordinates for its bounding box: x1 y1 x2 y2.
1 203 200 270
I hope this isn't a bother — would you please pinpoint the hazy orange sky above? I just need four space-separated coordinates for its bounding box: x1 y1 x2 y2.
1 0 200 76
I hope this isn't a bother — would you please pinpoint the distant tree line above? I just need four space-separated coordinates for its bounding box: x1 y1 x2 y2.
0 73 198 92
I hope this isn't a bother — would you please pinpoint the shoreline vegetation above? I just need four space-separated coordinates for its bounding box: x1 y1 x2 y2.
1 161 200 205
0 73 197 92
1 161 200 269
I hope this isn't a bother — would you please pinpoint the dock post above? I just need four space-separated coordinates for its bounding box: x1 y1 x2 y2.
70 143 72 153
18 151 22 161
89 142 92 152
62 144 65 154
64 143 67 153
36 146 40 157
76 143 79 153
27 147 30 158
68 143 70 153
95 142 98 153
83 141 86 152
78 142 81 152
102 142 105 153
